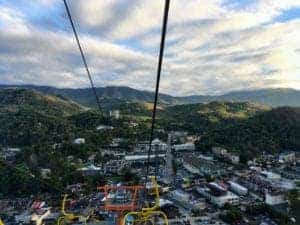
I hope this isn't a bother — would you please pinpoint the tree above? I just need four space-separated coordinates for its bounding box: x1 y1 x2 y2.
220 207 243 225
288 189 299 206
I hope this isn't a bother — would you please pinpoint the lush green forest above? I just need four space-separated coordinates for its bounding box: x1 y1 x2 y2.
1 88 299 154
197 107 300 159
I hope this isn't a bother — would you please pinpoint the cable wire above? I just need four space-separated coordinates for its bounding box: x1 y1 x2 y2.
62 0 102 113
145 0 170 182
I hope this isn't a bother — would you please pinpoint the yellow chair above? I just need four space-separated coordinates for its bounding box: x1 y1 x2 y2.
122 177 169 225
0 218 4 225
57 194 91 225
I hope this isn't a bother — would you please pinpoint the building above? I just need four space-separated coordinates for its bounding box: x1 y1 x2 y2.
110 138 124 147
109 110 120 119
229 154 240 164
199 154 214 161
212 147 228 156
40 168 51 179
1 147 21 160
183 154 226 177
197 182 240 207
174 143 195 151
261 171 281 180
124 154 165 164
96 125 114 131
171 189 190 203
77 164 101 176
73 138 85 144
187 135 200 143
279 152 296 164
102 160 127 174
128 121 139 128
15 212 31 224
134 139 167 153
265 191 286 205
212 147 240 164
170 131 188 143
228 181 248 196
152 139 167 152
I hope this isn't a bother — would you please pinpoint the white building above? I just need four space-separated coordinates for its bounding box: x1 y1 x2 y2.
96 125 114 131
265 192 286 205
77 164 101 176
228 181 248 196
40 168 51 179
199 154 214 161
197 183 240 207
1 147 21 160
134 139 167 153
174 143 195 151
110 110 120 119
261 171 281 180
212 192 239 207
15 212 31 224
73 138 85 144
124 154 165 163
279 152 296 164
229 154 240 164
152 139 168 151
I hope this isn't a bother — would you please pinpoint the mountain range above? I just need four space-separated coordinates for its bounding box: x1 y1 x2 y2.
0 88 299 156
0 85 299 108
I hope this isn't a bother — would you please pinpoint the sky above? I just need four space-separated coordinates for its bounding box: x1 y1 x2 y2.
0 0 300 96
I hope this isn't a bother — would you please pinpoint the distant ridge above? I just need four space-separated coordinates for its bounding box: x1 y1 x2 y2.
0 84 299 107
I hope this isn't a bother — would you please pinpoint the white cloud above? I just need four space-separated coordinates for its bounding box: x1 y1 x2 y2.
0 0 300 96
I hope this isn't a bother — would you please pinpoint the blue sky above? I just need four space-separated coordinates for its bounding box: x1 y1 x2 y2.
0 0 300 96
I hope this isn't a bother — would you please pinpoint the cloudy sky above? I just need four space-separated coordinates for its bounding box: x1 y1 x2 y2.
0 0 300 96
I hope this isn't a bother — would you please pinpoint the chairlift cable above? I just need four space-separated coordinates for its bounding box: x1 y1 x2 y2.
145 0 170 183
62 0 102 113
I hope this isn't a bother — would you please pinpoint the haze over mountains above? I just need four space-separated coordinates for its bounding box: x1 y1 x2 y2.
0 85 299 108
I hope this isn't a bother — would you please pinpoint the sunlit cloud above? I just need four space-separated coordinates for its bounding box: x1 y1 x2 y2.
0 0 299 95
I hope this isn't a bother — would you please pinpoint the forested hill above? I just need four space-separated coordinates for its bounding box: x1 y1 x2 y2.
156 102 270 132
0 88 84 116
0 89 85 146
0 85 299 107
0 88 299 157
198 107 300 158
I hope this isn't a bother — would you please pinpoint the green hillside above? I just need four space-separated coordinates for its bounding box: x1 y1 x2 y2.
0 89 84 146
198 107 300 158
0 88 84 116
157 102 270 132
